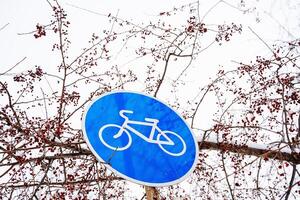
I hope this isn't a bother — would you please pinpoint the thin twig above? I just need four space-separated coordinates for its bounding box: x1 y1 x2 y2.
0 57 27 76
66 3 107 17
3 177 123 188
154 53 192 97
0 23 9 31
200 0 222 23
30 159 53 199
221 152 235 200
40 88 49 119
248 26 274 54
280 163 297 200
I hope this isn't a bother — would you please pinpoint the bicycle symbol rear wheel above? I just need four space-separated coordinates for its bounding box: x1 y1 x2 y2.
99 124 132 151
157 131 186 156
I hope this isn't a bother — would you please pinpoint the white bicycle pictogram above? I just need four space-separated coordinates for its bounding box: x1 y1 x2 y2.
99 109 187 156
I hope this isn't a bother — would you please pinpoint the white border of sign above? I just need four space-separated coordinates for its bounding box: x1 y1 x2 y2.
82 90 199 187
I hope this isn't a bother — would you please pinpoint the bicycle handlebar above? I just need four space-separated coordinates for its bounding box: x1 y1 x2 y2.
119 109 133 119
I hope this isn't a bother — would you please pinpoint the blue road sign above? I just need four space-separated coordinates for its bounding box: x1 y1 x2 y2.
82 91 198 186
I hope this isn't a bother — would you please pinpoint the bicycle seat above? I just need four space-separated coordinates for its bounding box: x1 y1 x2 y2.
144 118 159 123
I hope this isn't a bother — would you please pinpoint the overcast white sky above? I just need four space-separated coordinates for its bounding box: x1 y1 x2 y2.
1 0 299 74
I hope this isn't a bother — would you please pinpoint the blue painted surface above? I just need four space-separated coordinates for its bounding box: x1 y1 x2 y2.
83 91 198 186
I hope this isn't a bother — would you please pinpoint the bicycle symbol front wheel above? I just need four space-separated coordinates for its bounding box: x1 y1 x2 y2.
157 131 186 156
99 124 132 151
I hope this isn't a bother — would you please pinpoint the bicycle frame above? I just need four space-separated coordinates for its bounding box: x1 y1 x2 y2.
116 110 174 145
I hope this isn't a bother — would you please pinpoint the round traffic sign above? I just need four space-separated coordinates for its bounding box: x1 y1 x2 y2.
82 91 198 186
